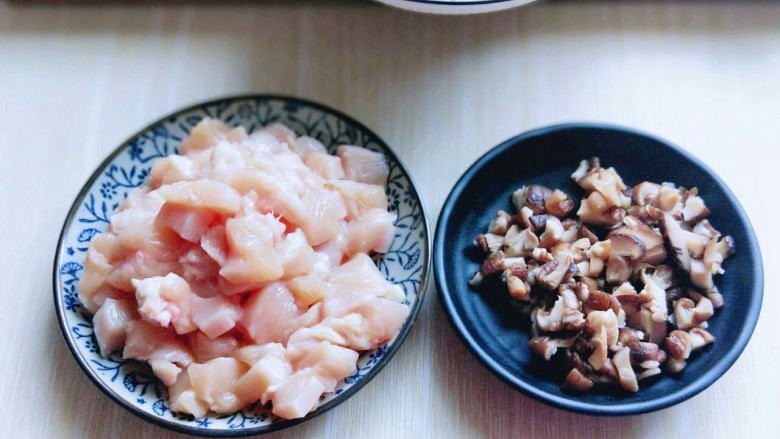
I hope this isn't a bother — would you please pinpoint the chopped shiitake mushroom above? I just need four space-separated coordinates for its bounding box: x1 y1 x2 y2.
469 156 735 393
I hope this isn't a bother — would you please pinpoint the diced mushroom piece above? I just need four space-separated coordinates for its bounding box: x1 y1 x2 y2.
545 189 575 218
539 217 565 249
570 158 593 183
666 358 687 373
561 221 581 244
483 234 505 254
480 250 506 277
606 254 633 284
537 251 574 290
535 288 580 332
528 214 550 232
664 330 692 363
690 260 714 291
639 265 675 290
627 341 665 367
503 225 539 258
522 185 553 214
586 309 618 370
637 367 662 381
609 221 667 265
703 234 735 276
528 336 575 361
638 279 667 323
488 210 513 235
562 368 594 393
632 182 662 206
590 240 611 259
662 213 692 271
468 271 484 287
608 233 645 261
532 247 553 263
578 191 625 226
654 185 683 213
681 193 710 224
505 259 530 301
688 327 715 350
474 233 504 254
692 219 719 239
516 206 535 230
618 327 645 345
673 298 696 330
613 282 644 317
628 308 667 345
512 187 528 213
613 346 639 392
579 225 599 245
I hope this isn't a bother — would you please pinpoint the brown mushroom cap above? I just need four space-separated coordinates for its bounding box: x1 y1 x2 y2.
609 221 667 265
545 189 575 218
523 185 553 214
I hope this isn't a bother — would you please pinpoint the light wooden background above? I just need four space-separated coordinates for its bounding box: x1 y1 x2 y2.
1 1 778 438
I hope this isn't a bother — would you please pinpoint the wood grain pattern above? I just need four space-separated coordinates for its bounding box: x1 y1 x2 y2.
0 1 778 438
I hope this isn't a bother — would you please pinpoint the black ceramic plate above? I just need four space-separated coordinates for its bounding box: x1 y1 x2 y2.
434 123 763 415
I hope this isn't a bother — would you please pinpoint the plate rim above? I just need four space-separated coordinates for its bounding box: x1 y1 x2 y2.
53 94 432 436
374 0 538 15
433 122 764 416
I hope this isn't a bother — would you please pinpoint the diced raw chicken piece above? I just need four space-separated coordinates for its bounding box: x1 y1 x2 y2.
189 357 249 413
271 370 326 419
259 122 299 152
230 169 307 227
132 273 193 333
234 344 292 405
79 233 118 312
290 303 323 334
288 341 358 390
243 131 283 157
180 118 245 155
220 212 285 285
240 282 302 345
92 298 138 355
234 342 286 366
123 320 193 366
329 254 405 301
337 145 389 187
304 152 345 181
295 136 327 158
355 298 410 344
288 254 335 306
288 314 373 351
299 183 347 246
169 371 209 418
156 203 215 243
277 229 316 278
197 142 250 184
160 180 242 215
188 332 239 363
200 224 228 266
179 246 221 282
322 289 374 318
313 240 344 268
106 250 181 293
150 155 197 187
190 295 242 339
110 189 174 252
149 359 182 387
328 180 389 220
343 208 396 256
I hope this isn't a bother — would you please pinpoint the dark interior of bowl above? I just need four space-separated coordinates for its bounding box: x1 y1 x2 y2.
435 123 763 415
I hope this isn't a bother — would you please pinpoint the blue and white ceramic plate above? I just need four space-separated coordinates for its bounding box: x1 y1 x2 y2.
375 0 538 15
53 95 431 436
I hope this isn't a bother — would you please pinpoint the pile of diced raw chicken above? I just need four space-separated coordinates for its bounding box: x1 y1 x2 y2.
78 119 409 419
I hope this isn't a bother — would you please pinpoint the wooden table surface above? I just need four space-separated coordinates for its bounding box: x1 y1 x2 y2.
1 1 778 438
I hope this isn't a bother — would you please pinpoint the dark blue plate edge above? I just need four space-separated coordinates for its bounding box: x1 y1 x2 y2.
53 94 432 437
433 122 764 416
